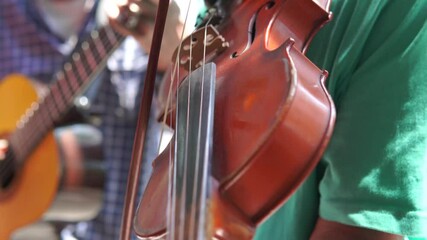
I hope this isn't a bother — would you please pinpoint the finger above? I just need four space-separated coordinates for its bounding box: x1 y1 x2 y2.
0 139 8 160
107 0 156 31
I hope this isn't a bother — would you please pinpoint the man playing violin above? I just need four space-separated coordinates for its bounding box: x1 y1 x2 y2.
207 0 427 239
118 0 427 239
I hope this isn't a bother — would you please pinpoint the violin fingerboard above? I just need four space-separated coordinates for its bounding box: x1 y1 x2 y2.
168 63 216 240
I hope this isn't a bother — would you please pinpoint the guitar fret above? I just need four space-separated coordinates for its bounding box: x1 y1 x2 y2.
78 46 95 80
25 113 41 151
9 134 21 158
57 70 74 102
20 102 47 157
80 40 93 62
51 79 69 113
49 86 66 118
70 53 85 83
18 124 32 156
25 106 39 138
103 31 122 56
44 96 60 122
31 116 46 144
104 27 119 48
52 71 73 108
83 44 98 72
34 106 50 132
35 102 54 131
95 43 106 61
73 53 89 84
9 134 24 163
92 31 107 61
58 78 73 103
12 99 53 164
63 62 80 92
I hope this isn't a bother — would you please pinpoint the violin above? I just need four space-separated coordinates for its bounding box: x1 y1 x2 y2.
124 0 336 239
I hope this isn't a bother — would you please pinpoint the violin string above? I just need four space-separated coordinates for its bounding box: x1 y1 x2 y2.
188 14 214 240
187 29 198 240
178 21 195 240
166 50 179 240
164 0 194 239
167 44 180 240
166 103 175 240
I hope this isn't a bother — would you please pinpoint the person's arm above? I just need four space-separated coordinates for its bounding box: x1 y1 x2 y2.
56 128 84 188
310 218 403 240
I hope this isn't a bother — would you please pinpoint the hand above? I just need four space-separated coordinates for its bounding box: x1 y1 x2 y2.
105 0 183 72
56 128 84 188
310 218 403 240
0 139 8 160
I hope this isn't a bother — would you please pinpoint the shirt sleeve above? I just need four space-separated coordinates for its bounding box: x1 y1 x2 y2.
312 1 427 237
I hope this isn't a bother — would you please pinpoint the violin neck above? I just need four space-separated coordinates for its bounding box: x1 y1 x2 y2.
167 63 216 240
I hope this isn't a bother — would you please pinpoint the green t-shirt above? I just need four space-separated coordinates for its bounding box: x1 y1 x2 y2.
253 0 427 239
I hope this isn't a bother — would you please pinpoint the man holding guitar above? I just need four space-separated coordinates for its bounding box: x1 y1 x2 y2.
0 0 182 239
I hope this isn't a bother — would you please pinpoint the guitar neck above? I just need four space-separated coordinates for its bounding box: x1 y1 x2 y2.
10 25 125 164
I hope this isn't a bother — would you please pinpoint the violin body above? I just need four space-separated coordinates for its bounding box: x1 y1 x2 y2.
135 0 335 239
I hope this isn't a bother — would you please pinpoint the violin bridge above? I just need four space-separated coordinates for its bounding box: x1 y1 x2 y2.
172 25 228 70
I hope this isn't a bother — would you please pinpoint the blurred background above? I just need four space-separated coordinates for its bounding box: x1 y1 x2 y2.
9 0 203 239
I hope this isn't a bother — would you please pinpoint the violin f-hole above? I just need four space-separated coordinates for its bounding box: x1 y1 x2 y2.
231 1 275 58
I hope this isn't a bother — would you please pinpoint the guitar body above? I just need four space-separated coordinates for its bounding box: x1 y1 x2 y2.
0 74 60 239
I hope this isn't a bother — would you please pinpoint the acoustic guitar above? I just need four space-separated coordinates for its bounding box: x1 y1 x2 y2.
0 25 124 239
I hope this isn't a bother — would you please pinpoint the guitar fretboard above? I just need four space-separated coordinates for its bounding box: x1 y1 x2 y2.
9 26 125 165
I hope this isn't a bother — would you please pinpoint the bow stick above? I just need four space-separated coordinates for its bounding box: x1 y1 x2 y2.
119 1 170 239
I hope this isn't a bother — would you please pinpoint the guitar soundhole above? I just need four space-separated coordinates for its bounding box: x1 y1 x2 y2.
0 149 16 190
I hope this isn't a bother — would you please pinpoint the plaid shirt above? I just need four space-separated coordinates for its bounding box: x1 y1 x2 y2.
0 1 159 239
